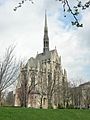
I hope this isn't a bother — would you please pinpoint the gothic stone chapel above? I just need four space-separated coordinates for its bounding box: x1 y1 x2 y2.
15 12 67 109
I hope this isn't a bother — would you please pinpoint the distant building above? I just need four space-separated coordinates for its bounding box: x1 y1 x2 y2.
79 82 90 108
14 12 67 108
69 82 90 108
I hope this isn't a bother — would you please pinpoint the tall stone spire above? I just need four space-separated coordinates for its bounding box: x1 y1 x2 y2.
43 10 49 53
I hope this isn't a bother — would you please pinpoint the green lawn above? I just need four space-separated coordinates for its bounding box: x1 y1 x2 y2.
0 107 90 120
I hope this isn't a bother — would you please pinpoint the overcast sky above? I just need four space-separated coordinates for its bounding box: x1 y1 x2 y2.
0 0 90 84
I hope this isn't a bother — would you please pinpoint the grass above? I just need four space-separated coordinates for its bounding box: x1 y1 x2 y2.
0 107 90 120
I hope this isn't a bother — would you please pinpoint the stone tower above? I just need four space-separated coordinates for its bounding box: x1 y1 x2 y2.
14 12 68 109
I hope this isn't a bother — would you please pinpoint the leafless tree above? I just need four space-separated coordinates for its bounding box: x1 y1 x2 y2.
34 69 57 109
16 66 41 107
61 76 69 108
47 69 58 108
16 61 68 109
6 91 14 106
13 0 90 27
67 80 83 108
0 46 19 106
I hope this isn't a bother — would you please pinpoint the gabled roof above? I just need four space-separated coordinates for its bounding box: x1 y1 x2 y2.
36 49 56 61
27 49 58 68
79 81 90 87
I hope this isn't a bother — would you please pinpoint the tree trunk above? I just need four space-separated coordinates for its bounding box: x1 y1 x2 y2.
40 96 43 109
0 90 2 106
48 96 52 109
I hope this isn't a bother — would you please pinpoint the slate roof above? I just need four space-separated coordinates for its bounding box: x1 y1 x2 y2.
79 81 90 87
27 49 56 68
36 49 55 61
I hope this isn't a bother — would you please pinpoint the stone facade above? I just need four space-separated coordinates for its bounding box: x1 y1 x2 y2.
79 82 90 108
78 82 90 108
69 82 90 108
14 12 67 108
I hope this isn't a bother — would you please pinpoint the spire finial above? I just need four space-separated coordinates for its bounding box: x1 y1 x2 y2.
43 10 49 53
45 10 47 27
44 10 48 32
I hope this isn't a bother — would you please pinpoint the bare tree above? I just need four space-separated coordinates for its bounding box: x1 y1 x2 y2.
67 79 83 108
16 66 41 107
15 60 68 109
47 70 57 108
13 0 90 27
32 68 56 109
6 91 14 106
0 46 19 106
56 0 90 27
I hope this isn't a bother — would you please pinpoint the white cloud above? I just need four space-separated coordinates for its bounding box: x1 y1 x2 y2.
0 0 90 84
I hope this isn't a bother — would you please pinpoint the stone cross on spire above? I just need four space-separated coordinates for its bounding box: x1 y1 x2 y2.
43 10 49 53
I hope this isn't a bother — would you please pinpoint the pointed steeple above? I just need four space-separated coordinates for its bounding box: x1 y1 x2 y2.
45 10 47 29
43 10 49 53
